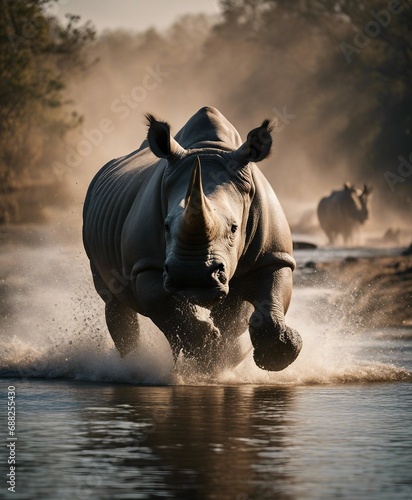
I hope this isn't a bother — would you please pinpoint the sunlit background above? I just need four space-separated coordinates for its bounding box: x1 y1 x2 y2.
56 0 219 32
1 0 411 244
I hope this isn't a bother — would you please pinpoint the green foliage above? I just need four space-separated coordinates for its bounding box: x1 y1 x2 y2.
0 0 95 203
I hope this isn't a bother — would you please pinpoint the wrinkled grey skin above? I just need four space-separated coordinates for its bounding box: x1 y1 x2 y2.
317 183 372 245
83 107 302 373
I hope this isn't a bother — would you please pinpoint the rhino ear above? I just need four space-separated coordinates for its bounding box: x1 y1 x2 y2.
234 119 274 164
363 184 373 195
344 182 353 190
146 114 186 159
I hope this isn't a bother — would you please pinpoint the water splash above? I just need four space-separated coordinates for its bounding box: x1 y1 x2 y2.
1 321 410 386
175 286 412 385
0 228 410 386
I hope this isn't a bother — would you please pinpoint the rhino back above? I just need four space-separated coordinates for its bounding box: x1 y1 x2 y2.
83 144 160 288
174 106 242 151
318 189 356 234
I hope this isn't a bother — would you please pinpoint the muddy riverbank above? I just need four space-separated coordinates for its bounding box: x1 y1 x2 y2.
297 252 412 329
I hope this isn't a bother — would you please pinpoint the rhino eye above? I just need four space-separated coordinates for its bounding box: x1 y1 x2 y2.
231 224 238 234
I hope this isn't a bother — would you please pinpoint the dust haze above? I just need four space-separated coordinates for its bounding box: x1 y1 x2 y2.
48 3 410 246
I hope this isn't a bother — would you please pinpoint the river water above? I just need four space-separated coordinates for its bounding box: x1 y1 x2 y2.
0 225 411 499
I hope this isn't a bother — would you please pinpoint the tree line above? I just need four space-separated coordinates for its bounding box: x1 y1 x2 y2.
0 0 94 222
0 0 410 223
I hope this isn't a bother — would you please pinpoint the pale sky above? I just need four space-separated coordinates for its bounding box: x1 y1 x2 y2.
55 0 220 32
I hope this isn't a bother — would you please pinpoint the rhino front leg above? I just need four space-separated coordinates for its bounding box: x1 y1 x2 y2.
210 289 253 369
245 267 302 371
135 270 221 368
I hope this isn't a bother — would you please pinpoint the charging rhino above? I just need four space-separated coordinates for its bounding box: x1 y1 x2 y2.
83 106 302 373
317 182 372 245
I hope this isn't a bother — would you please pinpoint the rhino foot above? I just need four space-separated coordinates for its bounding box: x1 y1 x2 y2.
251 324 302 372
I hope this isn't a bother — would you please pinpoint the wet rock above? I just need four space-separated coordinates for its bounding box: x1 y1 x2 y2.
343 256 358 264
293 241 318 250
304 260 317 269
401 242 412 256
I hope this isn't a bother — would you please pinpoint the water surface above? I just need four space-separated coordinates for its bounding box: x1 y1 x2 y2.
1 228 411 499
1 377 411 500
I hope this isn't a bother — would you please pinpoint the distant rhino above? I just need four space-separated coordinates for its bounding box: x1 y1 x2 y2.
83 107 302 373
317 183 372 245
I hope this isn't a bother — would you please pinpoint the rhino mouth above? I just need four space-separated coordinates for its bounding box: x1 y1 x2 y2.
165 285 228 306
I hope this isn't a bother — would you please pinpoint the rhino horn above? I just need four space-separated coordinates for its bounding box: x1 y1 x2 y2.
181 156 215 240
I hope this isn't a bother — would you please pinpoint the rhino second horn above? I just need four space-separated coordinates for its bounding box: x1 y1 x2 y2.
181 156 215 240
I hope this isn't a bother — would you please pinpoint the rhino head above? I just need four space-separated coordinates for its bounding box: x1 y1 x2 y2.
146 114 273 306
344 182 373 224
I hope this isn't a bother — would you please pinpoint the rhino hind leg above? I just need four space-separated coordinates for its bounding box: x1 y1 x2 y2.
90 261 139 357
105 298 140 358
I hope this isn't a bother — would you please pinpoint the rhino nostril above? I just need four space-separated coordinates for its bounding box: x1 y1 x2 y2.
164 264 169 273
216 263 227 284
